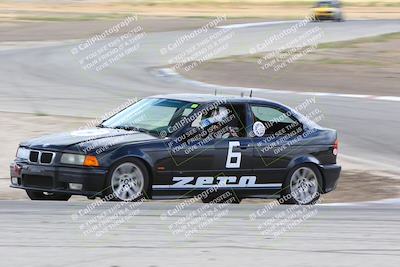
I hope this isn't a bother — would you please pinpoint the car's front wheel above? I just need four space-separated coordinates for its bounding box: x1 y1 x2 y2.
26 190 71 201
105 158 149 201
335 13 344 22
280 164 321 205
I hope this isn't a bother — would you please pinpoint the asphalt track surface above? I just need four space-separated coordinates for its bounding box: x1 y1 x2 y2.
1 19 400 266
0 200 399 266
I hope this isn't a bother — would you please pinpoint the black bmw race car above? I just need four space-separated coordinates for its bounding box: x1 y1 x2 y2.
10 94 341 205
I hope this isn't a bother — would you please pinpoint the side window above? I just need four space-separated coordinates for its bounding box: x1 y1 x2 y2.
250 105 302 136
190 104 246 138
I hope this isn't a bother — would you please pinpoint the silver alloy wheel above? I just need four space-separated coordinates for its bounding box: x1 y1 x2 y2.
111 162 144 201
290 167 318 204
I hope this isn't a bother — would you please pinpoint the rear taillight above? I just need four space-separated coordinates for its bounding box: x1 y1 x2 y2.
333 139 339 155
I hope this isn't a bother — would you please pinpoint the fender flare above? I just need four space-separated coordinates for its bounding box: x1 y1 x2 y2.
287 155 325 191
103 148 156 197
287 155 321 170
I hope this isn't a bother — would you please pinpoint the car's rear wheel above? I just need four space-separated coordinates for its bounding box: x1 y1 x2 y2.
105 158 149 201
26 190 71 201
201 191 242 204
280 164 321 205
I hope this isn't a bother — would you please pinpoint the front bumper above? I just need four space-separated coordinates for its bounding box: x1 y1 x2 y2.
315 15 335 20
313 11 336 20
10 161 108 197
319 164 341 193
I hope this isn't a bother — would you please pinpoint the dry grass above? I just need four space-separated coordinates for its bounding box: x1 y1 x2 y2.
0 0 399 21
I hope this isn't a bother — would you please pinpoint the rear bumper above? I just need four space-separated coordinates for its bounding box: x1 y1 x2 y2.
319 164 341 193
10 161 108 197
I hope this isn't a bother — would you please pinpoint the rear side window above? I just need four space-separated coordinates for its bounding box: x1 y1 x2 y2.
250 105 302 136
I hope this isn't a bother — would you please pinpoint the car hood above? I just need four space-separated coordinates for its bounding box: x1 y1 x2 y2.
314 7 335 12
20 128 159 152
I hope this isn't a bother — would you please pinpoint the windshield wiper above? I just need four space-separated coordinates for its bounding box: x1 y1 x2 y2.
114 125 139 131
97 124 109 128
113 126 157 136
96 119 109 128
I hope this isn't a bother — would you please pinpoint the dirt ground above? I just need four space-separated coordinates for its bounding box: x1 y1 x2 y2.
0 17 271 42
0 0 399 21
1 112 399 203
178 33 400 96
317 170 400 203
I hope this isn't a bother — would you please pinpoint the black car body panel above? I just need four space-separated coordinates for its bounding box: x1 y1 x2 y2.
10 94 341 199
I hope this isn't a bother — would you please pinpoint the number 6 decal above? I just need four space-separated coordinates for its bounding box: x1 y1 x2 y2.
226 141 241 168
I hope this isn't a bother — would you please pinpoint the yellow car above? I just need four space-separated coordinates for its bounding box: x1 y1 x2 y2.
312 0 344 22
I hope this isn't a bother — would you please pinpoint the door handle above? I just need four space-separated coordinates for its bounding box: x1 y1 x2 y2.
239 144 251 150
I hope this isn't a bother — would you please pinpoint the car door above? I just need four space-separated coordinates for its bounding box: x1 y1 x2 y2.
157 105 217 191
167 102 254 191
213 103 254 188
249 103 304 185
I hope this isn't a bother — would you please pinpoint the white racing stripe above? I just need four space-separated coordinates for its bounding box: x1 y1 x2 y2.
153 183 282 189
374 96 400 102
218 20 300 29
319 198 400 206
218 19 372 30
334 93 372 98
158 68 400 102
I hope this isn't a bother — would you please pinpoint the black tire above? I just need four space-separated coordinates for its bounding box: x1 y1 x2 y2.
26 190 71 201
201 191 242 204
335 14 344 22
280 163 322 205
104 158 150 201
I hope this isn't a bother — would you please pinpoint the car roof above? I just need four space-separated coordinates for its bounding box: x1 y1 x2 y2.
148 93 318 129
149 93 278 105
317 0 340 3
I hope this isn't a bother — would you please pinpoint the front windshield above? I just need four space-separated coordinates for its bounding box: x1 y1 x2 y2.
101 98 198 135
315 1 333 7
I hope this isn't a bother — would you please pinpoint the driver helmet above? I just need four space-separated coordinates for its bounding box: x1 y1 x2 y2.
200 107 229 128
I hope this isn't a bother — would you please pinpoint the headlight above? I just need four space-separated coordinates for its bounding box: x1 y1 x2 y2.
16 147 30 160
60 153 99 167
60 153 85 165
